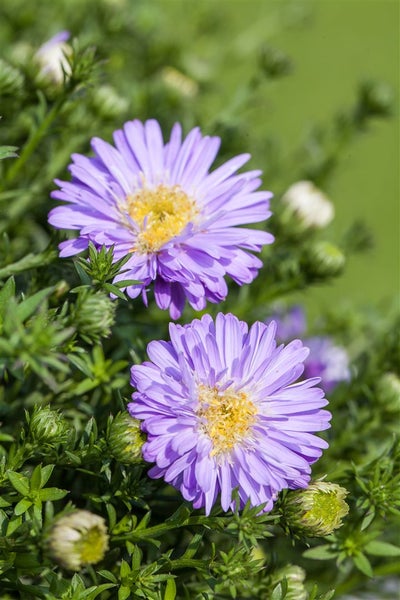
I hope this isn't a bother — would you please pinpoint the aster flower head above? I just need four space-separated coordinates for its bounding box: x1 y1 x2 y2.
46 509 109 571
268 305 351 393
48 119 273 318
128 313 331 515
35 31 71 85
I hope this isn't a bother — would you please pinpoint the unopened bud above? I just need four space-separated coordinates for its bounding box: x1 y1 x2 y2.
72 289 116 344
46 510 109 571
358 80 394 119
0 59 24 96
108 412 145 465
269 564 308 600
281 181 334 229
29 405 72 447
284 481 349 537
376 373 400 412
259 45 292 78
161 66 198 98
91 85 129 119
35 31 72 86
303 241 346 279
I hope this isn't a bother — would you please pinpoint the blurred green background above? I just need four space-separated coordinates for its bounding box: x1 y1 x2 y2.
1 0 398 313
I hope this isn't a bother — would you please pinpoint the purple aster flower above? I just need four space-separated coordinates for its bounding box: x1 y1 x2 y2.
303 337 351 393
48 119 273 318
128 313 331 515
267 305 351 393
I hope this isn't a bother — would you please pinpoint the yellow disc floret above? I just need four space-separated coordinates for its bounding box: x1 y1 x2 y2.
197 384 257 456
127 183 197 253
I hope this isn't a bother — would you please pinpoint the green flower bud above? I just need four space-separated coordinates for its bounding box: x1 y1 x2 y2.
376 373 400 413
108 412 145 465
29 405 72 447
284 481 349 537
358 80 394 119
259 45 292 78
269 564 308 600
72 289 116 344
46 510 109 571
91 84 129 119
303 241 346 279
161 66 198 98
0 58 24 97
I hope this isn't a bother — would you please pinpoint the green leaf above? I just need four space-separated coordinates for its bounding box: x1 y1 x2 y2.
7 471 30 496
353 552 373 577
30 464 43 492
40 464 55 488
6 515 22 536
0 146 18 160
39 487 69 501
16 286 54 322
164 578 176 600
365 540 400 557
14 498 33 515
103 282 128 300
303 545 337 560
0 277 15 318
118 586 131 600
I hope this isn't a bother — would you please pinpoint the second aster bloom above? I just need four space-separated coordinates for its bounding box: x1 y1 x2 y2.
49 119 273 318
128 313 331 515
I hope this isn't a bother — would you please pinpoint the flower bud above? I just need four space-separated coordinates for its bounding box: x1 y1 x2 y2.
29 405 72 447
91 85 129 119
46 510 109 571
269 564 308 600
0 59 24 97
281 181 334 229
376 373 400 413
303 241 346 279
284 481 349 537
161 66 198 98
72 289 116 344
358 80 394 119
35 31 72 86
259 45 292 78
108 412 145 465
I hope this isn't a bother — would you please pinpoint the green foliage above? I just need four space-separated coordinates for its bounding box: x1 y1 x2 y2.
0 1 398 599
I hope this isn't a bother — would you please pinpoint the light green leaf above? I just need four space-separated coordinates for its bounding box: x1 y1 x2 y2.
303 545 336 560
365 540 400 557
39 487 69 501
164 578 176 600
353 552 373 577
7 471 30 496
14 498 33 515
16 286 54 322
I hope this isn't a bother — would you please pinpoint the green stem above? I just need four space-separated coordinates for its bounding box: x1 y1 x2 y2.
2 97 64 191
111 515 222 544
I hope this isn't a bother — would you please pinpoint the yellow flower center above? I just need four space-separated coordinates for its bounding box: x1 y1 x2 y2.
127 183 197 252
197 384 257 456
75 525 108 565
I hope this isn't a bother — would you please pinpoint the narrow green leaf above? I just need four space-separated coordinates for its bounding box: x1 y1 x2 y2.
103 283 127 300
39 487 69 501
16 286 54 322
14 498 33 515
303 545 337 560
365 540 400 557
30 464 43 492
0 277 15 318
118 586 131 600
353 552 373 577
164 578 176 600
40 464 55 488
7 471 30 496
